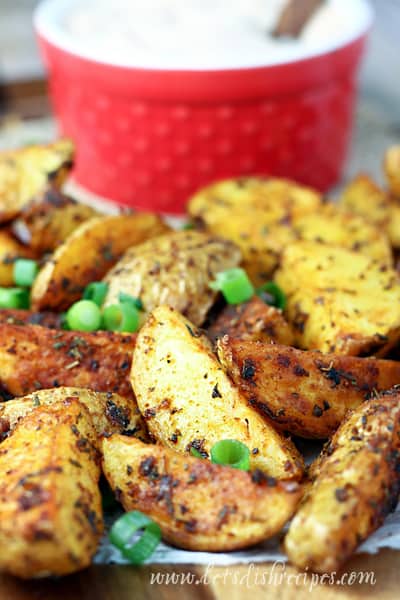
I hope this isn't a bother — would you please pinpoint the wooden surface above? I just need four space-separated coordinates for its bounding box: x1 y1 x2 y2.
0 550 398 600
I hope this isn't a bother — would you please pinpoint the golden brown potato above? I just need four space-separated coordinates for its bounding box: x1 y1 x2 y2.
0 230 36 286
207 296 294 345
339 173 391 230
11 188 98 254
339 173 400 249
293 203 392 266
188 176 322 285
102 435 303 552
285 393 400 573
0 308 62 328
0 139 74 223
103 230 241 326
275 241 400 356
0 323 135 400
31 213 168 311
131 306 304 479
0 399 102 578
0 387 147 441
218 339 400 438
384 145 400 199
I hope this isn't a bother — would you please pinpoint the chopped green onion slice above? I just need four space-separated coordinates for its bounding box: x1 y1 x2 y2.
110 510 161 565
102 303 140 333
210 439 250 471
0 287 30 309
190 447 204 459
66 299 102 332
256 282 286 310
119 292 143 311
209 268 255 305
83 281 108 306
13 259 38 287
181 222 194 230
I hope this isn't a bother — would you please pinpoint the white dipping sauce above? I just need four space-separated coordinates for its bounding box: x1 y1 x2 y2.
58 0 372 69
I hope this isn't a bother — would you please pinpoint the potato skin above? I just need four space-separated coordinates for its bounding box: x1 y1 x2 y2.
0 139 74 223
0 387 147 441
131 306 304 479
104 230 241 326
31 213 168 311
275 241 400 356
207 296 294 345
0 399 102 578
11 188 98 254
0 308 62 329
285 394 400 573
0 323 135 400
102 435 303 552
218 339 400 439
188 176 321 285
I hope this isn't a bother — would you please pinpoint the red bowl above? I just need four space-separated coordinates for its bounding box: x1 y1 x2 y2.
35 2 372 214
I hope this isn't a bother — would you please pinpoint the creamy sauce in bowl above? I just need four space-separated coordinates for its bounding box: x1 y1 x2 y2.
35 0 373 70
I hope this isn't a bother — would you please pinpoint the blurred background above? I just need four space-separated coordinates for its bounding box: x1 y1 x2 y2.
0 0 399 184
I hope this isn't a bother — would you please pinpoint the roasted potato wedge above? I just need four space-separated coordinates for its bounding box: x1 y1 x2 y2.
384 145 400 199
188 176 322 285
207 296 294 345
0 323 135 400
31 213 168 311
0 308 62 328
0 230 36 286
285 393 400 573
218 339 400 438
0 399 102 578
0 139 74 223
131 306 304 479
0 387 147 441
11 188 98 254
103 435 303 552
339 174 391 231
103 230 241 326
275 241 400 355
293 203 392 266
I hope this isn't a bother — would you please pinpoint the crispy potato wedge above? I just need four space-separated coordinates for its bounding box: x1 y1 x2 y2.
384 145 400 199
188 177 322 285
131 306 304 479
207 296 294 345
0 139 74 223
31 213 168 311
11 188 98 254
103 231 241 326
0 323 135 400
103 435 303 552
0 387 147 441
218 339 400 438
285 393 400 573
0 230 36 286
275 241 400 355
293 204 392 266
0 399 102 578
0 308 62 328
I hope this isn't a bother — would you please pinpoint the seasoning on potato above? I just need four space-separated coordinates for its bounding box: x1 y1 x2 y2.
102 435 303 552
285 392 400 573
103 230 242 326
275 241 400 356
0 399 102 578
131 305 304 479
